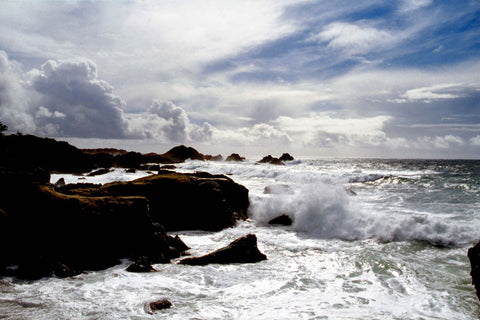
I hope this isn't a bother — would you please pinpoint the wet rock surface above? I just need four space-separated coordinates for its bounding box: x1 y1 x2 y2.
179 234 267 266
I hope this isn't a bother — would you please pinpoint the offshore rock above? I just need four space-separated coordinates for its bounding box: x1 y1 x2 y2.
162 145 204 163
268 215 293 226
179 234 266 266
61 172 249 231
126 257 156 273
279 153 294 161
147 299 172 313
226 153 245 162
468 241 480 301
204 154 223 161
258 155 284 165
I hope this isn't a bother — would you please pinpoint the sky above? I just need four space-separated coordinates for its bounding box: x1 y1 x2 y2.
0 0 479 158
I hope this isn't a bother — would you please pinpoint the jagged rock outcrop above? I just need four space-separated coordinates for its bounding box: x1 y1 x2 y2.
204 154 223 161
59 171 249 232
179 234 266 265
161 145 205 163
258 155 284 165
0 169 189 279
226 153 245 162
279 153 294 161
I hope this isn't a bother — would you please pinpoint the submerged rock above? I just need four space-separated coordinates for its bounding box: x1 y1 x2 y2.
126 258 156 273
263 184 294 195
268 215 293 226
179 234 267 265
147 299 172 313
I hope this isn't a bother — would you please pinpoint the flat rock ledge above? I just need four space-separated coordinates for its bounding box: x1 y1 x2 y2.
179 234 267 266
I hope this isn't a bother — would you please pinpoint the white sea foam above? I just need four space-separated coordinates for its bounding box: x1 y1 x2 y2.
5 159 480 319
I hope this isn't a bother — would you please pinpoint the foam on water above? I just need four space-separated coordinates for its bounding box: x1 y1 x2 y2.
24 158 479 319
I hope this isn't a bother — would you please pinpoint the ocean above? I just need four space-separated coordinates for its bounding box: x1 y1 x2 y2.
1 158 479 319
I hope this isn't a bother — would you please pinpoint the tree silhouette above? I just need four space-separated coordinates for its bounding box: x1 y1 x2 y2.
0 121 8 135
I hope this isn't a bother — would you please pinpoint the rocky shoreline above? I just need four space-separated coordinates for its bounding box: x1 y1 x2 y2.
0 134 285 281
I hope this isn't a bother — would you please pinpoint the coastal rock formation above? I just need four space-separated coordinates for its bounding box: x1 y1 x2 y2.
179 234 266 265
268 215 293 226
204 154 223 161
226 153 245 162
0 134 218 175
0 169 189 279
468 241 480 301
258 155 284 165
161 145 205 163
279 153 294 161
60 171 249 232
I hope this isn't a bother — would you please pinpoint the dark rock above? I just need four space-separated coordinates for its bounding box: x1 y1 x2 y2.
148 299 172 313
168 235 190 253
259 155 274 163
86 168 111 176
0 172 189 278
0 134 96 173
345 188 357 196
125 168 136 173
279 153 294 161
140 164 160 171
62 172 249 232
161 145 204 163
112 151 145 169
269 158 284 165
54 263 81 278
263 184 294 195
126 258 156 273
204 154 223 161
258 155 284 165
160 165 177 170
179 234 266 265
468 241 480 301
226 153 245 162
54 177 66 188
268 215 293 226
81 148 128 156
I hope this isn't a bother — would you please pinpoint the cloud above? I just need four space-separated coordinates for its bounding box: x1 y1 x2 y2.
127 99 213 143
400 0 433 13
25 58 129 138
470 135 480 146
212 123 292 147
414 135 465 149
0 51 37 133
273 114 391 147
393 83 468 103
311 22 394 55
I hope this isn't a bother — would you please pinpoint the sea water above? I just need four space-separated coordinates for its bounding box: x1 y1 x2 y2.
1 159 479 319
